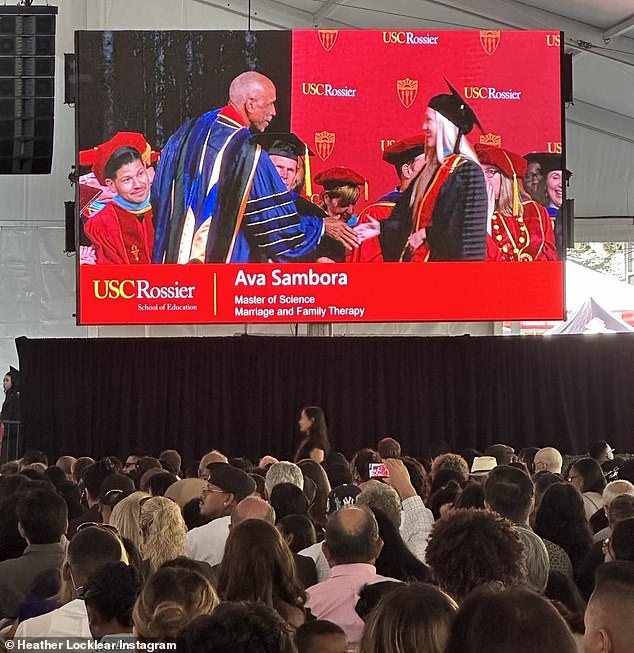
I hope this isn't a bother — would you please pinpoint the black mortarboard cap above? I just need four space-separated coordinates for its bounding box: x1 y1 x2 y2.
252 132 314 161
524 152 572 179
428 78 482 135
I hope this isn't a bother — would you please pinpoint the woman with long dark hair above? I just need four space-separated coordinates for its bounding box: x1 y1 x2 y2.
297 459 332 533
568 457 607 520
370 507 430 582
294 406 331 464
217 519 306 629
534 482 592 573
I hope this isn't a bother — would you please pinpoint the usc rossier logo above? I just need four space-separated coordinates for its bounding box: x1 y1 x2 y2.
547 34 560 47
382 31 439 45
464 86 522 100
315 131 336 161
93 280 195 300
301 83 357 97
480 30 501 56
318 30 338 51
397 78 418 108
480 133 502 147
547 142 563 153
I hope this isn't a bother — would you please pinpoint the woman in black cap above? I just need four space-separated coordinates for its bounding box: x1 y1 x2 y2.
362 80 487 263
404 81 487 262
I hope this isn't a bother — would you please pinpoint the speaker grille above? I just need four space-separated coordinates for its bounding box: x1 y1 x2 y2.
0 7 57 174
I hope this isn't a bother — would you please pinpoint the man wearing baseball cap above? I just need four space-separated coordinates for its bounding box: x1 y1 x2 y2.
185 463 256 566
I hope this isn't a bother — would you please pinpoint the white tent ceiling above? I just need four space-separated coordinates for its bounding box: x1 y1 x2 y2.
0 0 631 226
0 0 632 365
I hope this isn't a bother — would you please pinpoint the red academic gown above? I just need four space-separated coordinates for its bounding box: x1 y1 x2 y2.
486 200 557 261
346 201 395 263
407 154 466 262
85 202 154 265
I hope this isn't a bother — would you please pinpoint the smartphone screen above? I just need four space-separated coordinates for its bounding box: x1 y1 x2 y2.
368 462 390 478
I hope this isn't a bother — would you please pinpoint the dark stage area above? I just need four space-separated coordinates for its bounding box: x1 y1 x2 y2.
15 334 634 463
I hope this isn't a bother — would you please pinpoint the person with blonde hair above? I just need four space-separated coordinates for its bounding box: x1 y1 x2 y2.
359 583 457 653
139 496 187 576
357 80 487 262
475 143 557 262
110 491 148 551
133 567 219 641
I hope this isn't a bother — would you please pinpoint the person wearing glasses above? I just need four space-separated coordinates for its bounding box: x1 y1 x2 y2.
522 156 548 205
589 440 616 467
568 458 607 521
185 464 256 566
475 143 557 262
533 447 563 475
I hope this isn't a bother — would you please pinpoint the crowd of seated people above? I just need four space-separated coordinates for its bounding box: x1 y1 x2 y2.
0 420 633 652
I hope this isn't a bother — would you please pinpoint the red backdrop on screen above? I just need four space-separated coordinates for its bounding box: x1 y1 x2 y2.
291 29 561 208
77 29 564 326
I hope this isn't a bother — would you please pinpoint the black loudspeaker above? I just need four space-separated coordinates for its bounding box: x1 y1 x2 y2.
64 200 75 253
563 198 575 248
0 6 57 174
562 52 573 104
64 53 75 104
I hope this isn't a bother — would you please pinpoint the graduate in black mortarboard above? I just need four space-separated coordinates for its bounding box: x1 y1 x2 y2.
524 152 571 258
523 152 571 219
359 79 488 262
1 367 21 460
1 367 20 422
251 132 327 220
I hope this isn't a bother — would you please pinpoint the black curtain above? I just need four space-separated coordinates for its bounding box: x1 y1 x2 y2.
15 334 634 464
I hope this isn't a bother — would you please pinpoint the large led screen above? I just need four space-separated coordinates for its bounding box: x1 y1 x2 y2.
76 29 565 324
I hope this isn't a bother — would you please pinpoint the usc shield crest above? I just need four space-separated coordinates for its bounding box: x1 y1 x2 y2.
480 133 502 147
315 131 336 161
318 30 338 52
397 78 418 109
480 30 501 56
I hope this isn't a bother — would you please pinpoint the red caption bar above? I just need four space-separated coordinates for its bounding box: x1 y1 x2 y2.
79 262 565 325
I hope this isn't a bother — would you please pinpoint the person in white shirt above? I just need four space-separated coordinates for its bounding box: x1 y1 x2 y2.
185 463 256 566
301 459 434 582
15 526 126 638
593 480 634 543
